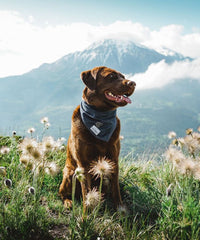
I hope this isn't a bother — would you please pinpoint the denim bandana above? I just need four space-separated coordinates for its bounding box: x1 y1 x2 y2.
80 100 117 142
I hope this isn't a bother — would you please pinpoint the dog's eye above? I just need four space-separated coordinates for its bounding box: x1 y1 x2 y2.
109 74 117 80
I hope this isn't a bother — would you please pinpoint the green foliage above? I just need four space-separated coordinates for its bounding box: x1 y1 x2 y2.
1 130 200 239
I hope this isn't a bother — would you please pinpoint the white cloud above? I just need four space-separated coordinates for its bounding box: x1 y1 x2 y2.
143 25 200 58
130 58 200 90
0 11 200 78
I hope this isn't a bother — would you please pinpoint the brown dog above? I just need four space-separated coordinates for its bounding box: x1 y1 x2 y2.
59 66 136 209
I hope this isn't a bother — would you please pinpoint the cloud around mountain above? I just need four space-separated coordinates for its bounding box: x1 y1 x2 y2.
0 10 200 78
130 58 200 90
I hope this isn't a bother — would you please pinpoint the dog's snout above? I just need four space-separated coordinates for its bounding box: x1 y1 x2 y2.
125 80 136 87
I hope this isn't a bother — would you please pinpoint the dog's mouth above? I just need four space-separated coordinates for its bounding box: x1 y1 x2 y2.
105 91 132 104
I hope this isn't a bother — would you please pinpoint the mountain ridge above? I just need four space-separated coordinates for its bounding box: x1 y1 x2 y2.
0 39 199 156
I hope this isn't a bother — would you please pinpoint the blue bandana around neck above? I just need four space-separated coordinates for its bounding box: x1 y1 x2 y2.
80 100 117 142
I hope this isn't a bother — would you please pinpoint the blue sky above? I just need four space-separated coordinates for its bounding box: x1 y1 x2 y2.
1 0 200 32
0 0 200 79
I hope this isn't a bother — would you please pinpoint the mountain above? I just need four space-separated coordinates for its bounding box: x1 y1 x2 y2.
0 39 199 156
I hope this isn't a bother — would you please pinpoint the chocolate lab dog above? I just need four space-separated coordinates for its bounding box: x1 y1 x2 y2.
59 66 136 209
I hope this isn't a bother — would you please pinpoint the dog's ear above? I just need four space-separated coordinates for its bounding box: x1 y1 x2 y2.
80 67 100 90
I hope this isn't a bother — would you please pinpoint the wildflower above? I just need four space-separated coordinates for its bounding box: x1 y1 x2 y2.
45 162 60 176
177 138 185 147
179 158 196 175
74 167 85 182
85 188 101 208
30 148 43 160
184 135 199 155
45 122 51 129
4 179 12 187
55 137 66 150
40 117 49 124
89 158 115 179
19 138 38 154
119 135 124 140
27 127 35 134
60 145 66 151
0 166 6 176
58 137 66 143
19 154 30 166
193 165 200 180
168 131 177 139
166 183 173 197
186 128 193 135
42 136 55 152
12 131 17 136
28 187 35 195
165 147 186 166
0 146 10 154
171 138 178 146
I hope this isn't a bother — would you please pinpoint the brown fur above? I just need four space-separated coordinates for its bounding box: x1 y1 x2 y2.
59 66 136 209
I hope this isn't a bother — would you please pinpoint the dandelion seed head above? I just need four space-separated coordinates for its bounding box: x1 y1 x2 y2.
45 122 51 129
180 159 196 175
42 136 55 152
168 131 177 139
177 138 185 147
31 148 42 160
0 146 10 155
19 154 30 166
40 117 49 124
89 158 115 178
85 188 101 208
165 147 186 166
192 132 200 146
48 162 60 176
193 165 200 180
184 135 200 154
27 127 35 134
19 138 38 154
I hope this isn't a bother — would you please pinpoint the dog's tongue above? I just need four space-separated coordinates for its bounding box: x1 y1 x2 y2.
117 95 132 104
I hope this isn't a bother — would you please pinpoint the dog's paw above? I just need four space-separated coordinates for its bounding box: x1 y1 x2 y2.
64 199 72 209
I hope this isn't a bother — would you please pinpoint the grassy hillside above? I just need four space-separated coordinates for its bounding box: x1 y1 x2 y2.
1 122 200 240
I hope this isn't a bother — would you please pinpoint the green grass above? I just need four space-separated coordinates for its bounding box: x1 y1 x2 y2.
0 128 200 240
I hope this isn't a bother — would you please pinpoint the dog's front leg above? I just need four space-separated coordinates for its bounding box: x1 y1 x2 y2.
110 165 123 209
80 171 92 210
59 164 75 208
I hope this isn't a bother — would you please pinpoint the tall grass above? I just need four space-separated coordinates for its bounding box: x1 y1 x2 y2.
0 123 200 239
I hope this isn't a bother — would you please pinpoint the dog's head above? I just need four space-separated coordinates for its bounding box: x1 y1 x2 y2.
81 66 136 110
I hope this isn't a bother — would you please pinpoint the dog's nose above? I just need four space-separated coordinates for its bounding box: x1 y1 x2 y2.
125 80 136 87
